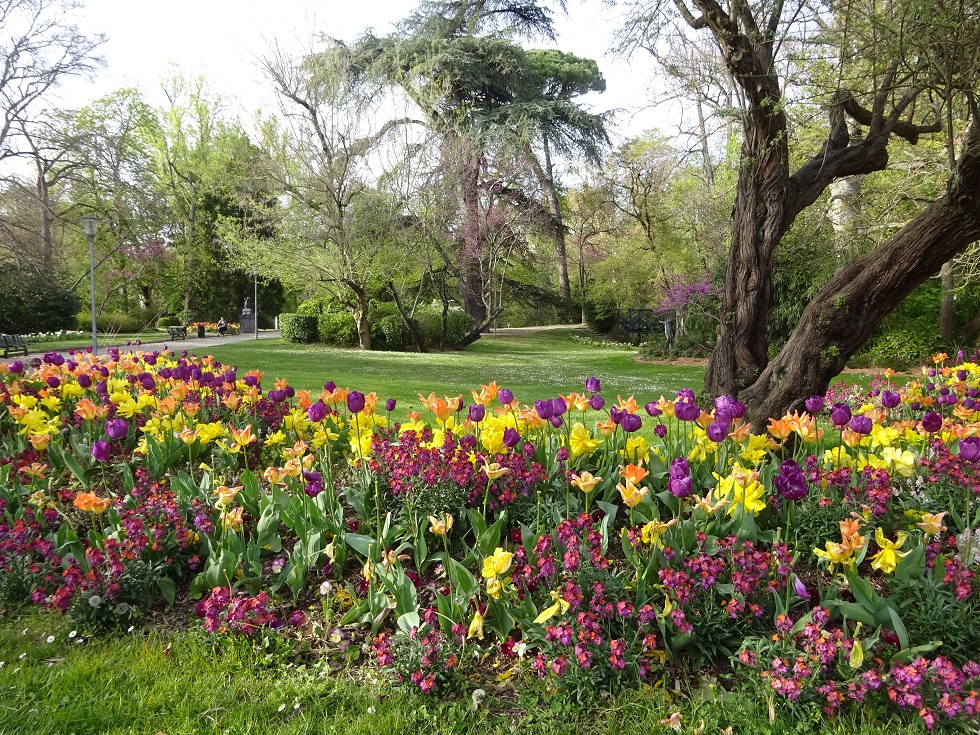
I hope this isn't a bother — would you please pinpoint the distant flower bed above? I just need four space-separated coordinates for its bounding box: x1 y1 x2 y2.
23 330 87 343
1 349 979 729
189 322 240 333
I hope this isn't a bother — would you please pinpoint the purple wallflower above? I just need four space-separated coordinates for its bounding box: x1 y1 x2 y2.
106 419 129 440
307 401 328 423
347 391 366 414
921 411 942 433
91 441 111 463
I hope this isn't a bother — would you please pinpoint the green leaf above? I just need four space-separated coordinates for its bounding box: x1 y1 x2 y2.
345 532 380 559
156 577 176 608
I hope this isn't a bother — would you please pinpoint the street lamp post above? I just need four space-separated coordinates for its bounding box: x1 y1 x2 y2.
253 271 258 340
81 216 99 355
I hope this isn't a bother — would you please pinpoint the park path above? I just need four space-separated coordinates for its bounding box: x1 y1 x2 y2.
29 330 281 361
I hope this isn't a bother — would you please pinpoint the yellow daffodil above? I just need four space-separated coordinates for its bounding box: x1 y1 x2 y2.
533 590 571 624
568 422 600 458
869 528 908 574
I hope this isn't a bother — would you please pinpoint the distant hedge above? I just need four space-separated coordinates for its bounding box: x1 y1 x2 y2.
279 313 318 343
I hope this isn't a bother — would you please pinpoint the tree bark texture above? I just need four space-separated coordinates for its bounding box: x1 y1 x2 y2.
739 123 980 424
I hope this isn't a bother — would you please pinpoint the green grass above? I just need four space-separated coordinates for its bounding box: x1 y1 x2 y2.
201 329 706 410
0 612 924 735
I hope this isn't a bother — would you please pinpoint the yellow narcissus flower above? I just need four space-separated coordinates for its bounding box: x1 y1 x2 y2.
641 518 677 547
114 397 140 418
813 540 857 573
715 464 766 516
568 422 600 458
570 471 602 494
869 528 908 574
623 435 649 461
264 430 286 447
481 424 506 454
738 433 772 465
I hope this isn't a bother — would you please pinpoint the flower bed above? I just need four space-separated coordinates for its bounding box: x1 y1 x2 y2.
1 350 979 728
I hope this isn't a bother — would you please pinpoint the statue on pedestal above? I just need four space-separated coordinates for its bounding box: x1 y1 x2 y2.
241 297 252 316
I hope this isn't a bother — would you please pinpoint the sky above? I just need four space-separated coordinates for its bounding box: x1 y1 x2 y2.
59 0 671 143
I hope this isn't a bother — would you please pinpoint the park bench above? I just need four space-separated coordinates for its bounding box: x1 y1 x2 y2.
618 308 660 343
1 334 30 358
167 326 188 340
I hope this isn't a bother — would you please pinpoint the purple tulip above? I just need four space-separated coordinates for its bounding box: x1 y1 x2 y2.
307 401 328 423
774 459 808 501
304 481 324 498
584 376 601 393
106 419 129 440
503 427 521 448
957 369 967 381
385 398 397 412
881 391 900 409
46 376 60 389
675 401 701 422
550 397 567 417
324 381 337 392
589 394 605 411
498 388 514 405
668 457 690 479
621 413 642 433
284 386 295 398
921 411 942 433
8 360 24 374
347 391 365 414
668 475 693 498
707 422 728 443
729 401 747 419
468 403 486 423
645 401 662 417
140 376 155 391
830 403 851 428
805 395 825 414
959 437 980 462
677 388 696 402
792 575 808 598
654 424 667 438
78 374 92 389
609 406 624 425
302 470 322 484
534 400 553 420
849 415 873 435
244 375 259 387
550 415 564 428
91 441 111 463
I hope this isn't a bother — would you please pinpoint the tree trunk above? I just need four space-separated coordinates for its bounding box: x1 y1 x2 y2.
703 97 789 396
939 260 955 341
538 138 572 303
460 150 488 324
351 292 371 350
738 123 980 424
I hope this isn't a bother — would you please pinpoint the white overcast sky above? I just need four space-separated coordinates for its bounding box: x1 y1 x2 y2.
57 0 671 142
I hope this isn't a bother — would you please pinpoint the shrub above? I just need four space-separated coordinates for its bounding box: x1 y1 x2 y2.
279 313 318 343
77 312 143 334
0 266 81 333
155 316 181 329
415 305 475 349
318 311 358 347
375 314 414 351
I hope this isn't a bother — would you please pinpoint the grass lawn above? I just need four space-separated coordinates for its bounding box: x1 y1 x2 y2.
201 329 703 411
0 611 920 735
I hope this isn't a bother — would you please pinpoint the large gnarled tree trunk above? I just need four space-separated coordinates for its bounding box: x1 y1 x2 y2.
740 122 980 423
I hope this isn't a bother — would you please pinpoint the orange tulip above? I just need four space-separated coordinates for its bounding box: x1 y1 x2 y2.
74 398 99 422
620 463 649 485
73 491 111 514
